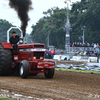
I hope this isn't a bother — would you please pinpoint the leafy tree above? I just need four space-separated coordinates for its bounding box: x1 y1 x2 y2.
30 7 67 49
70 0 100 44
30 0 100 49
0 19 21 42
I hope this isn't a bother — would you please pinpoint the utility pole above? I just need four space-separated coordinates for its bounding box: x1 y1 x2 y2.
81 26 86 44
64 0 71 54
46 31 50 47
48 32 49 47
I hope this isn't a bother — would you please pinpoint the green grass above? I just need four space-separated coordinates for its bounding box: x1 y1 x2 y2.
55 68 100 74
0 98 12 100
0 98 20 100
79 66 84 68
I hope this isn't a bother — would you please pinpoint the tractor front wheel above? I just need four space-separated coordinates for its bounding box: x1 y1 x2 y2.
44 69 55 78
20 60 29 78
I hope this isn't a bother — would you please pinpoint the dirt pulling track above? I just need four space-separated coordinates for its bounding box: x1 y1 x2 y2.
0 70 100 100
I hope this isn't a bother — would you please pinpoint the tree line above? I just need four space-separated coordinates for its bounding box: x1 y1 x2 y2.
30 0 100 49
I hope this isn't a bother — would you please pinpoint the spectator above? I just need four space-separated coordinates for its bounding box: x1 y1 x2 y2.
71 42 98 48
79 52 83 56
96 43 99 48
94 43 96 50
91 43 94 47
72 43 74 47
87 43 90 47
83 51 87 56
70 43 72 47
94 51 98 57
83 43 86 47
81 43 84 47
48 50 51 59
79 43 82 47
74 42 77 47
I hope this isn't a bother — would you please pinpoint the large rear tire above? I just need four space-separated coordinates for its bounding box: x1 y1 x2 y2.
20 60 29 78
44 69 55 79
0 44 12 75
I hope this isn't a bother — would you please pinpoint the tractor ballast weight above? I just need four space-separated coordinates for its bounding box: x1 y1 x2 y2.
0 27 55 78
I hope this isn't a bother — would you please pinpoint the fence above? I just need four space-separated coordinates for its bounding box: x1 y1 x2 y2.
55 47 98 55
70 47 98 53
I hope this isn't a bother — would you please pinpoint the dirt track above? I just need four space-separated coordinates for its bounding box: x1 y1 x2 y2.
0 70 100 100
45 59 86 65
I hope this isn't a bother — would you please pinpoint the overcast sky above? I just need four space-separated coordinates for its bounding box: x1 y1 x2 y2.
0 0 80 34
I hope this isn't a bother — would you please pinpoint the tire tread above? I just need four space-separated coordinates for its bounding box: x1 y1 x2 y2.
0 44 12 75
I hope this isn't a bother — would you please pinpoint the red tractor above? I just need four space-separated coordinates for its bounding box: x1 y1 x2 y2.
46 46 55 58
48 46 55 55
0 27 55 78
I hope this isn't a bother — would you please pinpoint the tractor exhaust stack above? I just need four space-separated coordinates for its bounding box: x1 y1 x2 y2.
23 37 25 44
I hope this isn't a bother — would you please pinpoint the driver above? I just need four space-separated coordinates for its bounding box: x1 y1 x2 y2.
10 31 20 52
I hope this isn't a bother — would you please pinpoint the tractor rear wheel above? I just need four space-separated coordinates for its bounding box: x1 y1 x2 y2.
44 69 55 78
20 60 29 78
0 44 12 75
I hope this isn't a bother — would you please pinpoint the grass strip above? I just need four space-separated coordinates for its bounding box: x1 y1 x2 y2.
0 98 12 100
55 68 100 74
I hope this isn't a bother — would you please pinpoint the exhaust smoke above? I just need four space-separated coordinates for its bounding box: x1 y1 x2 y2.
9 0 33 38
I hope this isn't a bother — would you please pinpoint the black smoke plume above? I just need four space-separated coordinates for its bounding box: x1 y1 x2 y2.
9 0 33 37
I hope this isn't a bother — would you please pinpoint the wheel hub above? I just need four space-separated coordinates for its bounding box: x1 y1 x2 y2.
20 65 24 75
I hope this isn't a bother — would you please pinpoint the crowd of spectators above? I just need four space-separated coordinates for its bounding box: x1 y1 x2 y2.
70 43 99 48
78 51 98 57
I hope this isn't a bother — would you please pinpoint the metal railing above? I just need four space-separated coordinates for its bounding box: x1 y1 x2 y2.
70 47 98 53
55 47 98 55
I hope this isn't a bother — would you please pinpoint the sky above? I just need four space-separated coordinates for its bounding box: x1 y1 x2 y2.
0 0 80 34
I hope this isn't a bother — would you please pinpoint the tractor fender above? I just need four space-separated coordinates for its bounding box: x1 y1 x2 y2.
0 43 13 49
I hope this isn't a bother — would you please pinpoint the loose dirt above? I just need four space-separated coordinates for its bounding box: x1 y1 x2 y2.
0 70 100 100
45 59 87 65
